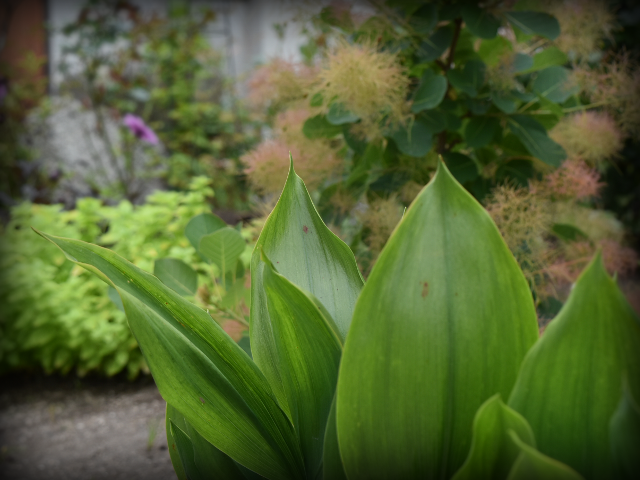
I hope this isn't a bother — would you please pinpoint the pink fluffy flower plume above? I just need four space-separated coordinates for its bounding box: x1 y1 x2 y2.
122 114 159 145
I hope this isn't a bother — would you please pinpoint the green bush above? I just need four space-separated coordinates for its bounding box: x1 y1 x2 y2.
0 177 217 377
37 160 639 479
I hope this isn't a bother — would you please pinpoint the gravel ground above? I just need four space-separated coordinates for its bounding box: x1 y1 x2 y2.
0 375 176 480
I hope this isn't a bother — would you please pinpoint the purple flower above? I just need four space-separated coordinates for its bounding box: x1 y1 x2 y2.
122 114 159 145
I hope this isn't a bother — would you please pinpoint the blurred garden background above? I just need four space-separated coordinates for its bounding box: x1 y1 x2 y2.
1 0 639 478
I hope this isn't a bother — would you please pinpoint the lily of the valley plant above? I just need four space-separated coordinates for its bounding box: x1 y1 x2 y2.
37 158 639 479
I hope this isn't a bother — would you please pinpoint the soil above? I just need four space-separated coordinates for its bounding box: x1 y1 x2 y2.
0 374 176 480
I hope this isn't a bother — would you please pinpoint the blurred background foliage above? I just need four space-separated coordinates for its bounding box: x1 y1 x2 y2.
243 0 640 319
58 0 258 206
1 0 639 378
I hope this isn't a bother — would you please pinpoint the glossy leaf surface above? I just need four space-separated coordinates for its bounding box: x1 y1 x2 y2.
507 432 584 480
250 160 363 423
323 397 347 480
167 404 248 480
509 254 640 480
35 230 304 480
453 395 536 480
154 258 198 296
337 162 538 479
261 254 342 477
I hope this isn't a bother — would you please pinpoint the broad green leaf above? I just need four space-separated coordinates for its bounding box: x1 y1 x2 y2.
185 213 226 255
166 405 188 480
443 152 478 184
447 60 486 97
108 285 124 311
507 432 584 480
323 397 348 480
508 115 566 167
390 119 433 157
419 25 454 62
464 116 499 148
461 5 500 39
303 115 343 139
154 258 198 296
170 421 205 480
519 47 568 74
505 11 560 40
452 395 536 480
199 227 245 273
533 66 575 103
609 382 640 479
337 161 539 479
419 109 447 133
411 70 447 112
167 404 248 480
509 254 640 479
35 230 304 480
261 253 342 477
309 93 323 107
250 159 363 424
327 103 359 125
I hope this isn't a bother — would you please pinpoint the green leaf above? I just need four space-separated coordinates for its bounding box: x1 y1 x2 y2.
551 224 588 242
327 103 359 125
199 227 245 273
250 159 363 425
166 405 188 480
478 36 513 66
496 160 535 187
170 421 205 480
337 161 539 479
185 213 227 255
609 382 640 479
509 254 640 479
464 116 500 148
443 152 479 184
533 66 575 103
513 53 533 73
506 432 584 480
108 285 125 311
167 404 247 480
410 3 438 35
505 11 560 40
411 70 448 112
390 119 433 157
261 253 343 477
310 93 323 107
461 5 501 39
508 115 566 167
418 109 447 133
323 396 348 480
492 94 518 114
519 47 568 74
452 395 536 480
303 115 343 139
154 258 198 296
447 60 486 97
35 230 305 480
419 25 454 62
